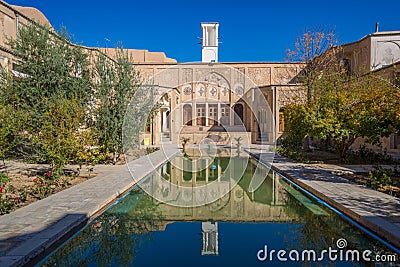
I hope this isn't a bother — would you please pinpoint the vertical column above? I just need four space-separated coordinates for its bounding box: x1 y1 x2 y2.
272 171 276 205
217 103 221 126
162 111 166 132
205 102 209 126
205 158 209 183
193 160 197 184
170 90 177 143
274 86 279 144
217 159 221 181
215 223 219 255
192 102 197 126
229 104 234 126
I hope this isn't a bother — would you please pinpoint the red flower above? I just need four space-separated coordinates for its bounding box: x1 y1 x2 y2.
45 183 48 187
33 178 37 183
46 172 51 177
15 198 19 203
37 183 41 187
0 187 3 193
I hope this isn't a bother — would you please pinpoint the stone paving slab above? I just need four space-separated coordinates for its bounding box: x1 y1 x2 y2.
247 149 400 250
0 145 180 267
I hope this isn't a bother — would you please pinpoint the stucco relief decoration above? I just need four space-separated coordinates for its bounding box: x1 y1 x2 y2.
197 84 205 96
221 83 229 96
183 86 192 95
204 71 229 88
248 67 271 86
235 85 244 96
379 41 400 66
123 63 274 208
183 68 193 83
205 72 220 84
195 68 210 82
210 86 218 96
233 67 245 84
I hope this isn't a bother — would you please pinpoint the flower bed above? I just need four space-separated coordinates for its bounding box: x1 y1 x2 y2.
0 164 95 215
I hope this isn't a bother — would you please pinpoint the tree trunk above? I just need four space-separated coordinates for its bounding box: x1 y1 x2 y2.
113 148 117 165
335 136 356 163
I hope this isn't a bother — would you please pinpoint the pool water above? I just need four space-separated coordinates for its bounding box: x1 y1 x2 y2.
40 150 399 266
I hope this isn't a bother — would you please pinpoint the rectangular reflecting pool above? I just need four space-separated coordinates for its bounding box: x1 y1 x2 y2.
39 149 399 266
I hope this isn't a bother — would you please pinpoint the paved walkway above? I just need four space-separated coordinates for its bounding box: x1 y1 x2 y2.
246 146 400 250
0 145 180 267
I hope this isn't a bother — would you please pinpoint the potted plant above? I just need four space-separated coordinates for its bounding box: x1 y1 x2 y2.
234 136 242 151
181 137 190 153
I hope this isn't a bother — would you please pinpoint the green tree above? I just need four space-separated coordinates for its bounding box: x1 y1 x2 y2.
309 71 400 161
283 64 400 161
93 46 141 164
0 103 26 164
284 28 400 162
281 103 313 159
0 23 93 172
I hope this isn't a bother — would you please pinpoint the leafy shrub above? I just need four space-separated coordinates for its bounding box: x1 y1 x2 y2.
0 184 28 215
146 147 159 154
346 145 398 164
0 173 10 183
31 177 54 199
366 166 399 195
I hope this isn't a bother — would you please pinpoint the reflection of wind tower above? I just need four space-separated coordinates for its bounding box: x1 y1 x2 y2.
201 221 219 255
201 22 219 63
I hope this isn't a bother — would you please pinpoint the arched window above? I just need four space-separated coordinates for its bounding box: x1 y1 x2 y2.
183 104 192 126
233 103 243 125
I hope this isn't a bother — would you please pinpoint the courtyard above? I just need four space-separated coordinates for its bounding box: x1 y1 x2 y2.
0 0 400 266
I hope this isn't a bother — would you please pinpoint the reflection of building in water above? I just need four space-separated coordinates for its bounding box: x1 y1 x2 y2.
156 161 296 222
201 221 218 256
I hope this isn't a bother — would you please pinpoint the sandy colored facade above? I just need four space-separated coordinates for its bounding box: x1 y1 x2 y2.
341 30 400 74
0 0 304 148
134 62 303 146
1 0 399 154
0 1 49 70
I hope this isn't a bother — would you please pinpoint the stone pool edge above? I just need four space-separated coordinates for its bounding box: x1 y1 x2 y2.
247 150 400 250
0 144 181 267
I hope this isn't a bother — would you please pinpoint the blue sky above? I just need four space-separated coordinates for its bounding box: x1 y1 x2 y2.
7 0 400 62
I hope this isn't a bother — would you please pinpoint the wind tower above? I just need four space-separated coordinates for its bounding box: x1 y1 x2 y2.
201 221 219 255
201 22 219 63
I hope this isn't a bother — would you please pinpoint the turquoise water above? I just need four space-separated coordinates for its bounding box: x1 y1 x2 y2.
40 151 399 266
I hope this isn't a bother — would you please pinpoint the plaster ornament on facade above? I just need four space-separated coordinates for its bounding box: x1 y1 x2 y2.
122 60 276 206
0 1 400 153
